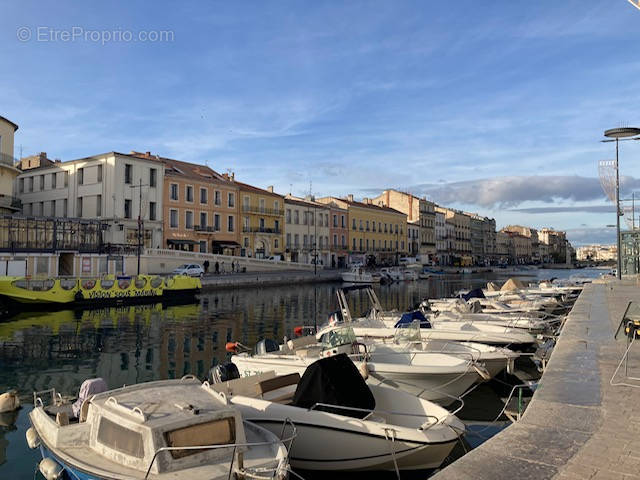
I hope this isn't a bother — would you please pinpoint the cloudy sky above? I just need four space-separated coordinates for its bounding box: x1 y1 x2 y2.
3 1 640 245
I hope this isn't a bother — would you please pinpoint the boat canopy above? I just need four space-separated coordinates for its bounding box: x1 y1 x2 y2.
291 353 375 419
394 310 431 328
462 288 485 301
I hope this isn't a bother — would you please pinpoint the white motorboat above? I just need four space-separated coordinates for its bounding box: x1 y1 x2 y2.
27 377 290 480
380 267 404 282
341 266 378 284
333 286 537 348
231 326 482 405
210 354 465 472
403 269 419 281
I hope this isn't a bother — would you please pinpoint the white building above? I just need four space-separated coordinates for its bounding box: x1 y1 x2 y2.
284 194 331 266
407 223 420 256
435 210 447 265
16 151 165 248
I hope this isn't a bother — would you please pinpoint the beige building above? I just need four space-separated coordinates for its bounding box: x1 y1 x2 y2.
318 195 407 265
236 182 284 259
539 228 568 263
372 190 436 262
16 151 165 249
503 225 539 263
284 195 330 266
435 206 472 266
0 115 21 213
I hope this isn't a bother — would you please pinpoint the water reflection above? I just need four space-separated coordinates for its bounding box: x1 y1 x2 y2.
0 269 603 479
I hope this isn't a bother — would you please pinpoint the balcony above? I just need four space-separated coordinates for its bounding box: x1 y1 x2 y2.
0 195 22 212
242 226 282 234
194 225 217 233
0 153 19 169
241 205 284 216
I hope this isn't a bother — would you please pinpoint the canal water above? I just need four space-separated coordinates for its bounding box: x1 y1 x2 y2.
0 268 604 479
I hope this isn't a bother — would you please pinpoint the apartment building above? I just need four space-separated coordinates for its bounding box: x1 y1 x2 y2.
17 151 164 248
149 153 239 254
284 194 330 266
236 183 284 259
435 210 447 265
318 195 407 265
539 228 568 263
0 115 21 213
372 190 436 262
466 213 497 266
436 206 472 266
327 202 349 268
503 225 539 263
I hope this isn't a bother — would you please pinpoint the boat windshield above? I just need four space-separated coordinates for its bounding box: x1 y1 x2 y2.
164 417 236 459
394 320 422 343
321 327 357 349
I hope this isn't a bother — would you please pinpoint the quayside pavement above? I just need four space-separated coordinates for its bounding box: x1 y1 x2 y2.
201 269 342 289
433 279 640 480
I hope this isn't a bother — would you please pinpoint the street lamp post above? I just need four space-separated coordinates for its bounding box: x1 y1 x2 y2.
130 179 149 275
603 127 640 280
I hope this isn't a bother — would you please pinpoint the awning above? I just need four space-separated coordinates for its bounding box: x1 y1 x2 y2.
212 241 241 248
167 239 198 245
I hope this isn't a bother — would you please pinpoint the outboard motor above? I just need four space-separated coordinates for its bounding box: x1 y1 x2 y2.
254 338 280 356
208 363 241 384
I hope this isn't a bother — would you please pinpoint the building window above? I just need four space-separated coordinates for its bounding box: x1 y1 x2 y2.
359 220 363 231
51 173 56 189
243 216 249 229
186 185 194 202
341 215 346 228
366 220 369 231
200 187 207 204
19 178 24 193
352 218 356 230
274 238 279 249
97 165 103 182
294 210 299 224
310 211 314 226
303 234 308 247
63 199 68 217
36 257 49 275
274 200 279 212
51 199 56 216
228 215 234 232
124 199 131 219
228 192 235 208
78 168 84 185
170 209 178 228
39 174 45 190
38 201 44 216
28 177 34 192
333 234 337 247
199 241 206 253
286 209 291 224
170 183 178 200
149 168 157 187
64 171 68 187
352 238 356 250
286 233 291 247
342 235 346 247
125 164 132 184
149 201 156 221
294 234 299 247
333 215 337 227
200 212 207 227
274 219 279 232
185 211 193 229
259 218 265 230
96 194 102 217
259 198 265 212
214 214 221 231
366 239 369 250
214 190 221 205
244 237 249 248
77 197 83 217
373 222 376 232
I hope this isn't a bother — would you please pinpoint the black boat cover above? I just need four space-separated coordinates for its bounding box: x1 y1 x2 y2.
462 288 486 301
291 353 375 419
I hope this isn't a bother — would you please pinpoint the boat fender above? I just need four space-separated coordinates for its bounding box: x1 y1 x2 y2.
358 361 369 380
293 326 304 337
26 426 40 449
473 364 492 382
39 457 64 480
0 390 20 413
225 342 239 353
74 291 84 302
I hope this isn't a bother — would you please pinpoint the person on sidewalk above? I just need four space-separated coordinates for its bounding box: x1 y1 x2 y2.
203 260 210 274
215 261 219 274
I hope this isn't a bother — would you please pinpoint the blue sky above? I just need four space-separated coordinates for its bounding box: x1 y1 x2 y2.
2 1 640 245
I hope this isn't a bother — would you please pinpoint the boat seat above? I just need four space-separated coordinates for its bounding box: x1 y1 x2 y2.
79 399 90 423
256 373 301 403
211 371 276 397
296 345 322 358
56 411 69 426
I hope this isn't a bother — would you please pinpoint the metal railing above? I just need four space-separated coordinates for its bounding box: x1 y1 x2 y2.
241 205 284 216
242 227 282 234
0 153 18 168
0 194 21 210
194 225 218 233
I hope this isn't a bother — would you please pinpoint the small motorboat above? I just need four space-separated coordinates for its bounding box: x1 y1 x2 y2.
211 354 465 472
26 377 290 480
231 325 483 405
341 266 377 284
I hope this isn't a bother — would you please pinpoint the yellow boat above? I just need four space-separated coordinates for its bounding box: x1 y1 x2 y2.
0 274 200 310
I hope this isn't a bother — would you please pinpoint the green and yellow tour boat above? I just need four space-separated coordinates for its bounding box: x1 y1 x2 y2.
0 274 200 312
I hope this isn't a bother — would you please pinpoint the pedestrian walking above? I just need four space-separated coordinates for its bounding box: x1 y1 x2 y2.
203 260 210 274
215 261 219 274
221 261 225 274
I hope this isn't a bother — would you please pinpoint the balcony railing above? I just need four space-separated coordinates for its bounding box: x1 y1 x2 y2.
241 205 284 216
242 226 282 234
0 153 19 168
194 225 218 233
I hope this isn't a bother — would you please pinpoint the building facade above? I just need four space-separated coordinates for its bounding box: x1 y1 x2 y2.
539 228 568 263
284 195 331 266
327 202 349 268
318 195 407 265
16 151 165 249
435 210 447 265
153 154 239 254
502 225 539 264
407 223 420 256
372 190 436 262
436 206 472 266
0 115 21 213
236 183 284 259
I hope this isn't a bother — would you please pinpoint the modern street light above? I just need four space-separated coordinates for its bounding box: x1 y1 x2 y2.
602 127 640 279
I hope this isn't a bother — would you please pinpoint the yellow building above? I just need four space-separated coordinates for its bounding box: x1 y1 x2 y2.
317 195 407 265
235 181 284 258
0 115 21 213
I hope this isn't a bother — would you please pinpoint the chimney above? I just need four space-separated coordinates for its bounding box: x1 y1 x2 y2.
231 172 235 181
222 173 229 180
347 194 354 202
267 186 274 193
146 151 151 157
39 152 47 160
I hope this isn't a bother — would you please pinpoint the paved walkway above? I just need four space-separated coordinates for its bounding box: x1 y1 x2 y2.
201 269 342 289
433 279 640 480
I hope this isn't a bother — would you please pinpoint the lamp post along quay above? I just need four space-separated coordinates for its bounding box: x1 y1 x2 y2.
130 179 149 275
602 127 640 279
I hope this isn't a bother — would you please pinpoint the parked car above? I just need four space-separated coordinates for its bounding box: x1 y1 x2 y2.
267 255 284 262
172 263 204 277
